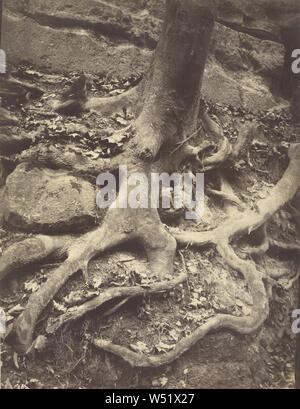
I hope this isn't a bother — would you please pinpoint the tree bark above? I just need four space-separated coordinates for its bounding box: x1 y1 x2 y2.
135 0 215 159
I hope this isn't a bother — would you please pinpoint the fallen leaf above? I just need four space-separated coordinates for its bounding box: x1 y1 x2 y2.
92 276 103 289
130 341 150 354
24 280 40 293
53 301 67 314
32 335 48 352
8 305 24 315
156 341 175 353
160 377 169 387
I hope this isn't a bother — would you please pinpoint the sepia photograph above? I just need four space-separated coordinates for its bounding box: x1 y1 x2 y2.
0 0 300 392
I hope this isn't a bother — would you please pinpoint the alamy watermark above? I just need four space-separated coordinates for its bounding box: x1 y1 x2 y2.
96 166 205 220
292 309 300 335
292 49 300 74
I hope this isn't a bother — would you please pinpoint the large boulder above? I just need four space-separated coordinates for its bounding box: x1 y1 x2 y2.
1 0 286 110
2 13 152 78
15 0 161 48
216 0 300 41
2 164 97 233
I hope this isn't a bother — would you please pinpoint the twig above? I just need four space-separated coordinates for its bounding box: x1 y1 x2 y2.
171 126 203 155
46 273 187 335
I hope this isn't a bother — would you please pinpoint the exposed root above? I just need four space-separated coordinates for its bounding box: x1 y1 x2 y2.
2 78 44 99
0 108 18 126
5 224 129 353
0 235 72 282
46 272 187 335
92 239 269 368
269 239 300 255
5 207 177 353
231 122 259 159
202 137 232 171
90 143 300 368
207 187 244 210
86 87 139 117
174 144 300 247
100 297 132 320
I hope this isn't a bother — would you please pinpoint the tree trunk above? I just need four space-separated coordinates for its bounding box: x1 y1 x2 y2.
135 0 215 160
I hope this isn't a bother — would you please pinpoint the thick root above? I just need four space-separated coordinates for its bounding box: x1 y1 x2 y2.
91 144 300 367
92 241 269 368
7 207 176 353
86 87 139 117
19 143 124 177
0 235 71 282
174 144 300 246
6 225 128 353
47 272 186 335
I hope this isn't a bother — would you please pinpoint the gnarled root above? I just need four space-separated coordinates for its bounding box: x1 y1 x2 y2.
4 207 176 354
0 235 72 282
86 87 139 117
5 224 128 353
47 272 186 335
91 144 300 367
92 242 268 368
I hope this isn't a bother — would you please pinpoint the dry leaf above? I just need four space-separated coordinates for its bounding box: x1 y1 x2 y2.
53 301 67 314
130 341 150 354
25 280 40 293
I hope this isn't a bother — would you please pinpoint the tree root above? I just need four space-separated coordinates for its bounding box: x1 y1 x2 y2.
0 77 44 100
269 239 300 255
46 272 187 335
0 235 72 282
91 241 268 368
202 137 232 171
3 208 177 353
86 87 139 117
207 187 244 210
89 144 300 367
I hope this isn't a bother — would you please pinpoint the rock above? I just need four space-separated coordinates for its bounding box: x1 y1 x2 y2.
202 62 280 111
1 0 287 111
23 0 161 48
211 23 284 76
216 0 300 41
2 14 152 78
3 164 96 233
205 24 284 111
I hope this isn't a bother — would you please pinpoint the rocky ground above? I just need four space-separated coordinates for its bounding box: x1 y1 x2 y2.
0 0 299 390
